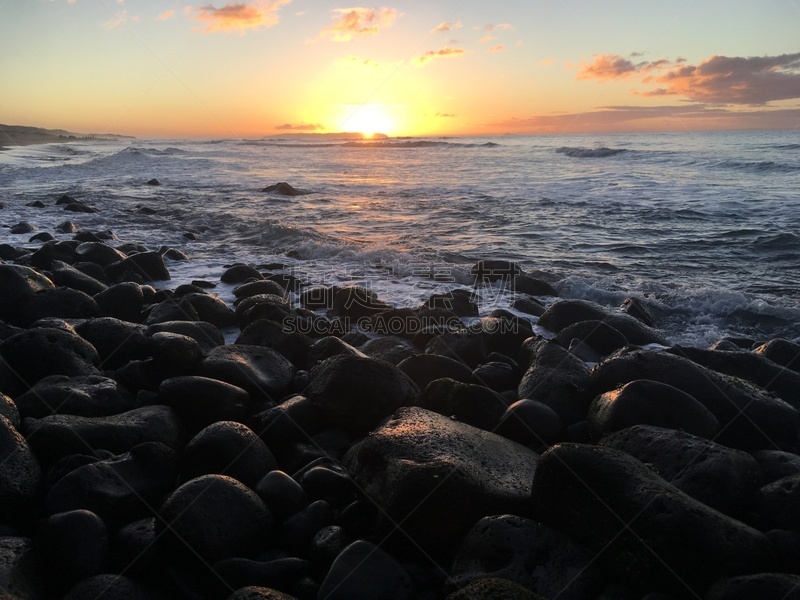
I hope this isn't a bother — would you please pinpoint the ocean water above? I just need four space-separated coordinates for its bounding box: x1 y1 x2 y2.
1 130 799 347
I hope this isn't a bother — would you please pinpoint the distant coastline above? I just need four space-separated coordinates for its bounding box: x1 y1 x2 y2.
0 124 134 152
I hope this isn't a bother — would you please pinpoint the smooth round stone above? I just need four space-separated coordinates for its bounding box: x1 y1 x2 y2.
111 518 166 579
16 287 99 326
446 578 546 600
234 280 286 299
0 537 42 599
158 376 250 432
495 399 562 449
280 499 333 557
0 393 20 428
587 379 719 441
555 320 628 357
181 421 277 488
62 574 165 600
425 331 487 368
226 586 298 600
471 361 518 392
317 540 414 600
150 331 204 375
107 251 170 281
181 292 236 327
421 378 506 430
706 573 800 600
199 345 295 403
157 474 272 564
253 470 308 520
360 336 418 366
397 354 473 391
148 320 225 353
213 557 309 597
222 264 265 284
74 317 151 370
13 374 133 420
94 282 145 323
0 415 42 522
40 510 109 592
759 474 800 530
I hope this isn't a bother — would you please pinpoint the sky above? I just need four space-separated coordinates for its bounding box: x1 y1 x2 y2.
2 0 800 137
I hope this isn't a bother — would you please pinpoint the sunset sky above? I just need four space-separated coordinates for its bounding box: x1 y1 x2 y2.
2 0 800 137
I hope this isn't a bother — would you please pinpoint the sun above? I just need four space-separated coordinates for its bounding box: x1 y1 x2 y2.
340 104 395 137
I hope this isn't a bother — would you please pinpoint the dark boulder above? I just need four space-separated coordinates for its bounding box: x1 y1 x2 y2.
145 297 199 325
0 537 42 599
512 296 546 317
305 336 365 369
199 345 295 403
759 474 800 531
235 279 287 300
250 395 324 450
159 376 250 433
9 222 36 234
39 510 109 593
181 292 236 328
305 354 419 435
329 286 393 320
62 574 165 600
22 405 185 466
495 399 562 449
397 353 473 391
426 331 487 368
149 320 225 353
446 578 546 600
236 319 312 369
448 515 598 600
752 450 800 484
13 375 134 419
706 573 800 600
317 540 414 600
157 474 272 564
555 320 628 357
74 317 151 370
360 336 418 366
0 264 55 324
479 315 534 358
471 360 518 392
421 378 507 430
226 587 298 600
149 331 204 376
262 182 306 196
752 338 800 373
589 348 799 450
531 443 773 596
470 260 523 284
600 425 761 520
344 406 538 560
181 421 277 489
538 299 667 346
74 242 127 267
253 470 309 520
513 274 558 297
0 327 100 397
222 264 264 284
587 379 719 441
0 416 42 523
50 260 108 295
94 282 145 322
0 393 19 428
517 339 590 426
107 251 170 282
16 287 99 325
422 289 478 317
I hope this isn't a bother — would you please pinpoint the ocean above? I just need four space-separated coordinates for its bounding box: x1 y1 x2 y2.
1 130 799 347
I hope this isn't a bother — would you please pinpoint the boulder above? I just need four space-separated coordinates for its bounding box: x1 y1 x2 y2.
74 242 127 267
236 320 312 369
45 442 179 525
329 286 393 320
62 574 165 600
344 407 538 559
235 280 287 300
50 260 108 296
317 540 413 600
0 327 100 397
446 578 546 600
397 354 473 391
226 587 298 600
159 376 250 432
107 251 170 282
555 320 628 357
199 345 295 403
0 416 42 523
471 361 519 392
16 287 99 325
759 474 800 531
222 264 265 284
157 474 272 564
752 450 800 484
39 510 109 593
181 421 277 489
448 515 598 600
752 338 800 373
13 375 134 419
22 405 185 466
600 425 761 520
305 336 365 369
148 320 225 353
426 331 487 368
262 182 305 196
470 260 523 283
421 378 507 430
531 443 773 596
706 573 800 600
360 336 418 366
93 282 145 323
0 537 42 599
74 317 151 370
495 399 562 449
305 354 419 435
181 292 236 328
587 379 719 441
513 274 558 297
588 348 800 450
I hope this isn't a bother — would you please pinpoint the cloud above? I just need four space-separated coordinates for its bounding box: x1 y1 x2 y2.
194 0 291 33
416 47 466 66
321 7 398 42
341 56 380 68
102 9 139 29
432 21 461 33
435 112 456 117
496 104 800 134
489 45 504 54
577 54 640 80
538 57 557 67
640 53 800 105
479 23 511 44
276 123 324 131
157 9 175 20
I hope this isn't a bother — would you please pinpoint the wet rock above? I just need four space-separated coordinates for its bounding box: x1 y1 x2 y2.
0 393 20 428
589 348 799 450
50 260 108 295
305 354 419 435
110 517 165 581
254 470 308 520
345 406 538 559
667 345 800 408
237 294 294 330
39 510 109 592
538 299 667 346
159 376 249 433
199 345 295 403
250 395 324 450
157 474 272 564
146 178 160 186
422 289 479 317
705 573 800 600
531 443 772 596
587 379 719 441
600 425 760 520
0 537 42 599
16 286 99 325
512 296 546 317
13 375 133 419
213 557 309 596
513 274 558 297
759 474 800 531
45 442 179 525
62 574 165 600
63 200 98 213
226 587 298 600
555 320 629 357
108 251 170 282
181 421 277 489
426 331 487 368
9 222 36 234
471 360 518 391
30 231 54 242
262 182 305 196
421 378 506 430
222 264 265 284
318 540 414 600
0 416 42 523
361 336 418 365
235 280 287 300
23 405 185 466
479 315 534 358
94 282 145 322
622 297 657 327
0 264 54 324
74 317 151 370
329 286 393 320
470 260 523 284
145 296 199 325
449 515 597 600
74 241 127 267
752 450 800 484
181 292 236 327
397 353 473 391
281 499 334 557
0 327 100 397
495 399 562 449
752 338 800 373
517 339 590 426
149 320 225 353
149 331 204 376
305 336 365 368
237 319 312 369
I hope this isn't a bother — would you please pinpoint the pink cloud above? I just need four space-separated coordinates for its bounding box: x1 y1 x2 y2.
157 9 175 20
276 123 324 131
432 21 461 33
416 47 466 66
194 0 290 33
577 54 640 80
489 45 505 54
322 7 398 42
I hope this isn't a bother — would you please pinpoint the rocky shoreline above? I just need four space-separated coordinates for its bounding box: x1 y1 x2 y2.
2 196 800 599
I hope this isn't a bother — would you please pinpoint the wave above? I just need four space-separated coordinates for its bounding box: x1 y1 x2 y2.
238 139 500 149
770 143 800 150
750 232 800 251
712 159 800 174
556 146 627 158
